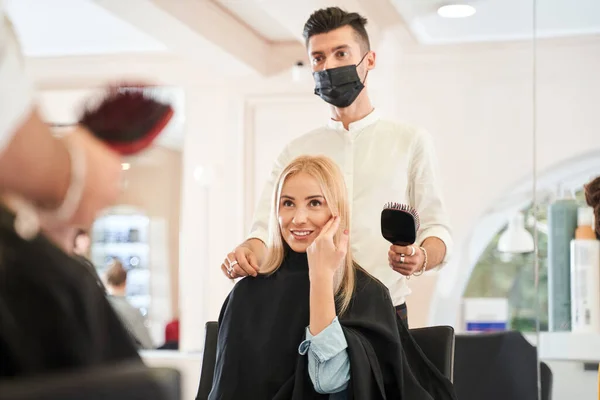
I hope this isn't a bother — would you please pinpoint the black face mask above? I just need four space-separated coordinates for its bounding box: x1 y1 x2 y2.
313 53 369 108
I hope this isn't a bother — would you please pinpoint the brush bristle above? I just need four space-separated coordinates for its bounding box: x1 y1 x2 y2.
79 85 174 155
383 202 420 230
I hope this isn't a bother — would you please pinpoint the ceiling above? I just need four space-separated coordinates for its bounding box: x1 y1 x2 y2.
5 0 599 150
213 0 298 42
5 0 167 57
7 0 599 65
213 0 600 46
392 0 600 45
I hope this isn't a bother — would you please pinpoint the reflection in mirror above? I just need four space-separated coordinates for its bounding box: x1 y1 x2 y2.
42 87 184 353
533 0 600 398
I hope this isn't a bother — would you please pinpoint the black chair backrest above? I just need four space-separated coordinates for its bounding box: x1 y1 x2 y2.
0 361 180 400
196 321 219 400
454 331 553 400
540 361 553 400
410 325 455 382
196 321 455 399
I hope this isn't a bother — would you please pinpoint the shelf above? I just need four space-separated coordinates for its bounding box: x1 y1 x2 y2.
538 332 600 362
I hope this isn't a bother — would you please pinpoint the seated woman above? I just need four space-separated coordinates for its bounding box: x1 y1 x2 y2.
208 155 456 399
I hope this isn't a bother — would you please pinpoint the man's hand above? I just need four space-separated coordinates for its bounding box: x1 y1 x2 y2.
221 239 266 279
388 244 425 276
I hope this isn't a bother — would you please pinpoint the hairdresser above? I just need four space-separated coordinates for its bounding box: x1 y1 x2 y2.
221 7 451 326
0 9 122 235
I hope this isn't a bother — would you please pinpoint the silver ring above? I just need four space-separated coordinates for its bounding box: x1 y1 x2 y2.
409 246 416 257
400 254 405 264
229 260 239 268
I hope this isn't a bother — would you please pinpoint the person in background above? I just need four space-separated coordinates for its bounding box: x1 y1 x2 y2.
72 229 105 291
584 175 599 240
105 260 154 349
73 228 92 255
221 7 452 326
583 175 600 399
157 318 179 350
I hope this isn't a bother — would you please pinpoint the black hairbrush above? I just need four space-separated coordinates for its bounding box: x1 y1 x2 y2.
79 84 174 155
381 202 420 246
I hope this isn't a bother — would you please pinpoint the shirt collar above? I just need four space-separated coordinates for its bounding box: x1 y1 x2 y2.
327 109 381 133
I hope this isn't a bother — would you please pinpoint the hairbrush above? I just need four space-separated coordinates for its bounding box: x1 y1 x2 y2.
79 85 174 155
381 202 420 246
7 83 175 240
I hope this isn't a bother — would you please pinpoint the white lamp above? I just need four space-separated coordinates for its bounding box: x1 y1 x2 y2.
497 212 535 253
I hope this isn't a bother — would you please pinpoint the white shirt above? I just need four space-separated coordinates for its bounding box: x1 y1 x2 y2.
248 109 452 306
0 4 34 155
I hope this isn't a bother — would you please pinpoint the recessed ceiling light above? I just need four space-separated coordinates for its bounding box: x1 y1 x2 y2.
121 163 131 171
437 4 476 18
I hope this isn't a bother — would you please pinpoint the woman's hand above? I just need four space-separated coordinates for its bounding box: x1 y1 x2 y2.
306 216 349 280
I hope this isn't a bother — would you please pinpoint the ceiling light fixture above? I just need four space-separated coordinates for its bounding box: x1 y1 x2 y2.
121 163 131 171
437 4 476 18
292 61 305 82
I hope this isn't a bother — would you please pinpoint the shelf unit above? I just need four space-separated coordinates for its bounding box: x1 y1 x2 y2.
538 332 600 362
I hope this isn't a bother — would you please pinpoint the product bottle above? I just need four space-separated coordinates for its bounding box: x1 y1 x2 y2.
547 187 579 331
570 206 600 333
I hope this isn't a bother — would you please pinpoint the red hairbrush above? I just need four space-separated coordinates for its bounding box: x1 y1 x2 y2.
79 85 174 155
6 84 175 240
381 202 420 246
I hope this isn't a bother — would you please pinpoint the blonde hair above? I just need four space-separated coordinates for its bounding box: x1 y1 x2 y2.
260 155 356 314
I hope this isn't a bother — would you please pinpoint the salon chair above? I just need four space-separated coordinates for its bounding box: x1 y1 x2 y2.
409 325 455 381
453 331 553 400
196 321 455 399
0 361 181 400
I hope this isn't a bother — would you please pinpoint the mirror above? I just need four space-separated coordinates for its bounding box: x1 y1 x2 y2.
533 0 600 399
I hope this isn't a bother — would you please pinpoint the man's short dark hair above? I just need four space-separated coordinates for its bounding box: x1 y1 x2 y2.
302 7 370 52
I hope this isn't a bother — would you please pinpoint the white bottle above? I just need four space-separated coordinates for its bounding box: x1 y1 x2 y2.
570 207 600 333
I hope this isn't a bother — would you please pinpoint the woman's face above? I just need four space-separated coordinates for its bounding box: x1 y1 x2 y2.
278 172 333 253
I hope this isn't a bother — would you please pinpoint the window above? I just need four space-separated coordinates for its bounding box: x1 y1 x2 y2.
463 188 587 332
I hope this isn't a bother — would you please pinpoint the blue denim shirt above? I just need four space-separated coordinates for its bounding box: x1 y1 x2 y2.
298 317 349 399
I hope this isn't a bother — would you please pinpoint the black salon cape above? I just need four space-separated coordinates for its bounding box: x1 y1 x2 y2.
0 206 141 378
208 250 457 400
